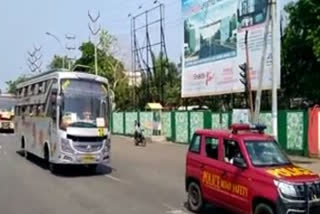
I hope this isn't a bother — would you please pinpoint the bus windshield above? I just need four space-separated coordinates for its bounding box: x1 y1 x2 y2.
60 79 109 129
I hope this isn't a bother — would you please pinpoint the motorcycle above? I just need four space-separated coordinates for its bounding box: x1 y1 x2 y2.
134 129 146 147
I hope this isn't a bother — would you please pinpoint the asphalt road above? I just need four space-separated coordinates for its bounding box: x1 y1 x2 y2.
0 133 230 214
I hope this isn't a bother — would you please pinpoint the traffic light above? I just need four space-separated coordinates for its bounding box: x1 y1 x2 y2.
239 63 248 90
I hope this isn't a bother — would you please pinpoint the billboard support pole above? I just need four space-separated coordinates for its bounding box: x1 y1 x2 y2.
244 30 254 121
253 1 272 123
271 0 278 139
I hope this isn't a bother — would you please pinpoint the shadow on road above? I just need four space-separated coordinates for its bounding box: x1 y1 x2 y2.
16 150 112 177
183 202 234 214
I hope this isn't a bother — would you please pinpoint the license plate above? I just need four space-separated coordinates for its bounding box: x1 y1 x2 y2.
81 155 96 163
2 122 9 129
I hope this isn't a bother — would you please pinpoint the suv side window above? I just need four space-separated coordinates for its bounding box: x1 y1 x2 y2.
190 134 201 153
205 137 219 160
224 140 243 165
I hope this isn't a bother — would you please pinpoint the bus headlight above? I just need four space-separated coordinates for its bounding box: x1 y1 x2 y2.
61 138 74 154
103 138 111 153
10 122 14 129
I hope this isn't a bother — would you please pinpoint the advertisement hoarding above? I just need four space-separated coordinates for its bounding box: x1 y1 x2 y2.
182 0 281 97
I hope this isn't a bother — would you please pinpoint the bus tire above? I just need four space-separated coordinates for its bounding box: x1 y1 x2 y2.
44 144 50 168
21 137 27 158
49 163 58 174
87 164 98 173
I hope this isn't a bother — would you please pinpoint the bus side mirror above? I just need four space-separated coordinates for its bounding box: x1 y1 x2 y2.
57 95 64 107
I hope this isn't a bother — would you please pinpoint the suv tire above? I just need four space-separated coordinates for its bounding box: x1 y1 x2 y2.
187 181 204 213
254 203 274 214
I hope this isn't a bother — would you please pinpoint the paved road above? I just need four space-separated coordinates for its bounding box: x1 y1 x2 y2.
1 134 319 214
0 134 228 214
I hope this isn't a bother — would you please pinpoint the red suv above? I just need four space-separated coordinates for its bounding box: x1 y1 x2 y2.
185 124 320 214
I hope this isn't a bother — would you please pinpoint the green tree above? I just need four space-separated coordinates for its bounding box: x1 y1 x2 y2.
5 75 27 94
48 55 71 70
136 54 181 109
281 0 320 107
74 29 135 110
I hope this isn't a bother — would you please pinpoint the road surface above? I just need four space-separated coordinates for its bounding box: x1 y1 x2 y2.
0 134 229 214
1 134 319 214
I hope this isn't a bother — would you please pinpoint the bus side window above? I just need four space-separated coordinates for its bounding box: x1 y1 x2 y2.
49 89 58 122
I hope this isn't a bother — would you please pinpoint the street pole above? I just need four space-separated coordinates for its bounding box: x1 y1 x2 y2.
94 44 98 76
45 32 65 69
88 11 101 76
244 30 254 121
65 34 76 71
271 0 278 139
253 2 272 123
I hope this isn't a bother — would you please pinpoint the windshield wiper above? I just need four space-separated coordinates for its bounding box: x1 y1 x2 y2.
69 121 97 128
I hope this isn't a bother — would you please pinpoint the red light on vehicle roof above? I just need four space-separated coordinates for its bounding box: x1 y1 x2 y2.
230 124 250 131
230 123 266 134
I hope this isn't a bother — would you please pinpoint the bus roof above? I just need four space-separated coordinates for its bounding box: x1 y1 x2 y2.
17 69 109 89
0 95 16 110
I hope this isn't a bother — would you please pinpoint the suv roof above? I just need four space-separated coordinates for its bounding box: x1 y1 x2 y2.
194 124 274 141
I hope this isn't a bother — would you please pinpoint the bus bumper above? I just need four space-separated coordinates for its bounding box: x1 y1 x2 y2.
54 152 110 165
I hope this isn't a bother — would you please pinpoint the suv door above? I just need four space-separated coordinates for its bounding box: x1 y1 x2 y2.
186 133 203 187
220 138 251 213
200 135 226 205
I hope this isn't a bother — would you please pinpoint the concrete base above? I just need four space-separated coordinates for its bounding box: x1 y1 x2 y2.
149 135 167 143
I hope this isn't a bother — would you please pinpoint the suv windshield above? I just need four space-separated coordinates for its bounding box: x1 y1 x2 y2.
60 79 109 129
245 141 291 167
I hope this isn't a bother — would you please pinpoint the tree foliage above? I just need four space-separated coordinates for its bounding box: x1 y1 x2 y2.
74 31 132 111
48 55 68 70
136 53 181 110
281 0 320 107
5 75 27 94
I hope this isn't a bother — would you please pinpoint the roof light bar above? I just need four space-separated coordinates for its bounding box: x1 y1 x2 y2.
230 123 267 134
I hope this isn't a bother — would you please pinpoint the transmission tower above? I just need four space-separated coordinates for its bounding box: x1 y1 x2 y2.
27 45 43 73
130 3 168 108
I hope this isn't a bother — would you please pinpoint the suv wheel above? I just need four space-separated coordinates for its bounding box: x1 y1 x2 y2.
254 203 274 214
187 182 204 213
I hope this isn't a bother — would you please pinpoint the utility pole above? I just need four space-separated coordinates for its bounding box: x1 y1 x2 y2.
253 1 272 123
65 34 76 70
88 11 101 76
271 0 278 139
244 30 253 120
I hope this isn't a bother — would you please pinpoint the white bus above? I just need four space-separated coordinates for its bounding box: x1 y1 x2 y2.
15 70 112 173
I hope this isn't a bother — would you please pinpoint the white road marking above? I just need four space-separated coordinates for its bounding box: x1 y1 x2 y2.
163 203 189 214
104 174 129 184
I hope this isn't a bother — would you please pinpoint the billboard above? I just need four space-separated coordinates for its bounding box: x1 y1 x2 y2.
182 0 281 97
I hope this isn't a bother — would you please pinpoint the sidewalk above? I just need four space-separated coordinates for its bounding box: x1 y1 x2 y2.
289 155 320 173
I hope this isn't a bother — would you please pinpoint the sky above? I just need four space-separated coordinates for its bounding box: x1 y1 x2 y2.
0 0 293 92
